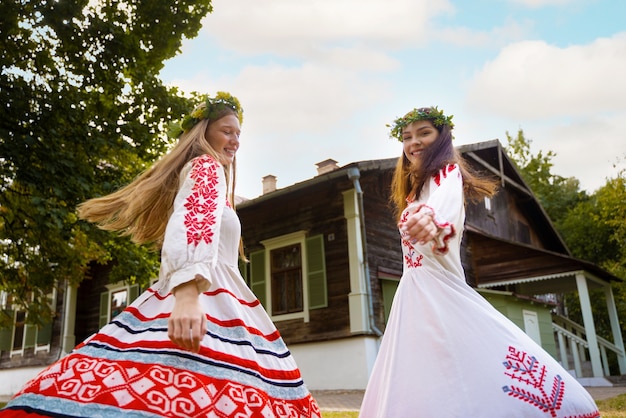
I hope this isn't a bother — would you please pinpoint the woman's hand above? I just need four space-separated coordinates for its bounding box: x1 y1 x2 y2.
169 279 207 353
399 209 438 245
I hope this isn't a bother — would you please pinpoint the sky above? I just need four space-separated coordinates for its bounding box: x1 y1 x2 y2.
159 0 626 200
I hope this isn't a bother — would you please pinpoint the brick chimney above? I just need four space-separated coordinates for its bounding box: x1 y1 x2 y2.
262 174 277 194
316 159 339 175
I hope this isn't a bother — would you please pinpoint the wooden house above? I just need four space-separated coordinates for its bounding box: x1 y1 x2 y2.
1 139 624 396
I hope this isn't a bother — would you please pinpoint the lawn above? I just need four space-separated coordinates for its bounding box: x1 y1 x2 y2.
319 396 626 417
322 412 358 418
321 394 626 417
595 393 626 418
1 395 624 417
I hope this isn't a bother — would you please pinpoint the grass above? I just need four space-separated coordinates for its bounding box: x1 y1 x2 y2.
595 393 626 418
1 394 624 417
320 394 626 417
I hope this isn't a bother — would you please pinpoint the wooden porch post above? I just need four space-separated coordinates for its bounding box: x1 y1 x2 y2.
575 272 603 377
604 283 626 374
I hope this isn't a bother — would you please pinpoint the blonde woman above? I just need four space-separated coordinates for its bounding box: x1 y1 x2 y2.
1 93 320 418
359 107 599 417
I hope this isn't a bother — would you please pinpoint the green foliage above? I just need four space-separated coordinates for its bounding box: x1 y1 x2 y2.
505 129 587 224
388 106 454 141
561 171 626 355
0 0 214 328
558 170 625 278
505 129 626 352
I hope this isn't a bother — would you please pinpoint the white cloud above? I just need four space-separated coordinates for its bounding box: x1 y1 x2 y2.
234 63 391 135
201 0 455 58
163 1 625 197
166 62 394 198
438 18 532 47
509 0 574 7
466 33 626 119
543 114 626 193
164 62 390 134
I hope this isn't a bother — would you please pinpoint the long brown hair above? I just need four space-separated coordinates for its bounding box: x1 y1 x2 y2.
390 123 498 220
77 107 239 248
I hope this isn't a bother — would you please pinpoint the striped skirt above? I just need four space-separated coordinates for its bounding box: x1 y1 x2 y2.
1 268 320 418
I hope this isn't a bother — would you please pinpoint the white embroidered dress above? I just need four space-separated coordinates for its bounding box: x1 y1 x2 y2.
359 164 599 418
2 155 320 418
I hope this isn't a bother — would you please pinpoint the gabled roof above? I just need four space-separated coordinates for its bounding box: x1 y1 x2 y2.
238 139 620 289
458 139 570 255
238 158 397 208
467 226 622 293
240 140 567 253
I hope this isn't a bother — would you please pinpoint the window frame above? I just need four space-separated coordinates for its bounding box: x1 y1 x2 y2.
100 282 139 328
261 231 311 323
269 243 304 315
484 196 492 212
2 288 56 357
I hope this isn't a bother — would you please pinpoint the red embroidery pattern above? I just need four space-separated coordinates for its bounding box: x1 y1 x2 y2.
502 346 569 417
433 164 457 187
502 347 600 417
399 202 455 261
14 355 320 417
399 209 423 268
415 203 455 255
401 238 423 268
184 156 220 246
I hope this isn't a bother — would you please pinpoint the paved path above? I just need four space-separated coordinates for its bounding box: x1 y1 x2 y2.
311 386 626 411
2 387 625 412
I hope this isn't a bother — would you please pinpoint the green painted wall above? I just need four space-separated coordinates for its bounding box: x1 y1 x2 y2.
479 290 557 358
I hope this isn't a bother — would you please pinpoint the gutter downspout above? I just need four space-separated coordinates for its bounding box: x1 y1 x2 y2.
347 167 383 337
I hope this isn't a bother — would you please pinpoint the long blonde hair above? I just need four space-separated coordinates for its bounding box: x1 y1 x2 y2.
78 108 239 248
390 124 498 220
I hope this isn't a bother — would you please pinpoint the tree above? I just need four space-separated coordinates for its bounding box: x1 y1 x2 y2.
0 0 213 328
505 129 625 280
560 171 626 363
504 129 587 226
505 130 626 357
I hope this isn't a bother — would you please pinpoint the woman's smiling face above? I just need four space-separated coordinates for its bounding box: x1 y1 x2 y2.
402 120 439 168
205 114 241 164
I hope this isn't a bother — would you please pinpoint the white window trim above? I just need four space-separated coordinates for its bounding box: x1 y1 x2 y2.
8 287 56 357
484 196 492 211
34 286 57 354
9 310 26 358
0 290 7 310
261 231 310 323
105 282 131 323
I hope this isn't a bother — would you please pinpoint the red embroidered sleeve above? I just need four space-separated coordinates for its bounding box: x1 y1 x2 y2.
183 156 221 246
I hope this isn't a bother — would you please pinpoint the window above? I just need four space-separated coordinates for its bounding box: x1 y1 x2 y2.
12 311 27 354
99 283 140 328
0 289 56 356
110 288 128 318
484 196 492 211
250 232 327 322
270 244 303 315
0 291 7 310
516 220 531 244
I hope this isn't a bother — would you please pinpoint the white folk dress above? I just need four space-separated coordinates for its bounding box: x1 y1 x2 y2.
359 164 600 418
2 155 320 418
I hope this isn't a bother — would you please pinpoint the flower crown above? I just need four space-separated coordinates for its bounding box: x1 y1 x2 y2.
388 106 454 142
167 91 244 139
